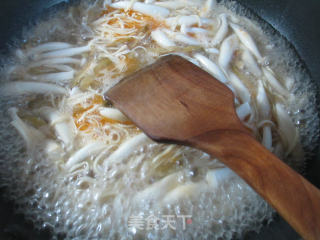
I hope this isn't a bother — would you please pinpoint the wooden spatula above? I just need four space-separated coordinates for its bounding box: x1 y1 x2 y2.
106 55 320 240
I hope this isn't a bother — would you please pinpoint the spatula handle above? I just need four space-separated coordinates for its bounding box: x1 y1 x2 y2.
188 130 320 240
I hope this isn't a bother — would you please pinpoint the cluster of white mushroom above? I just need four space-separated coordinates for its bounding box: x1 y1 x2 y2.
0 0 312 239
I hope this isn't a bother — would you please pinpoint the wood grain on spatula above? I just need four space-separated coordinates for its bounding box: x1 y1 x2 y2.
106 55 320 240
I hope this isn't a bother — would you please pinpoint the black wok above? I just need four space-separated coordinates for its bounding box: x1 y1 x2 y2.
0 0 319 239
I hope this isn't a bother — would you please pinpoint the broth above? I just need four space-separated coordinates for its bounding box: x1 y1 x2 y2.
0 0 319 239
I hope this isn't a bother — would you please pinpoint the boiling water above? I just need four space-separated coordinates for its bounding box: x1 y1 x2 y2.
0 0 319 239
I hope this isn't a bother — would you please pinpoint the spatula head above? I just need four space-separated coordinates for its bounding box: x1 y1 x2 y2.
106 55 248 143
